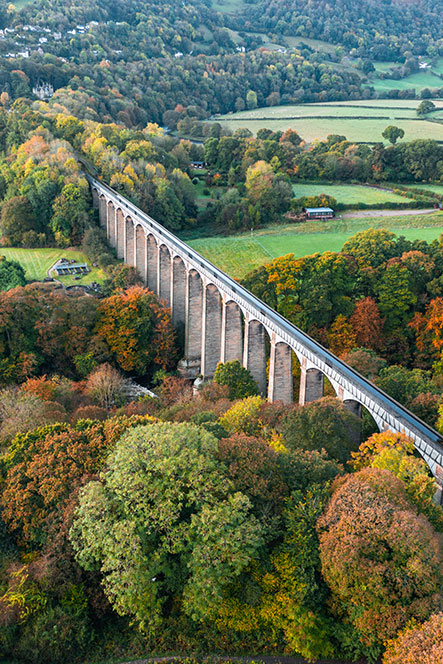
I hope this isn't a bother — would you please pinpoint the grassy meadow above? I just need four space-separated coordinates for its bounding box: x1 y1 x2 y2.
292 183 407 204
187 211 443 279
213 99 443 143
0 247 106 285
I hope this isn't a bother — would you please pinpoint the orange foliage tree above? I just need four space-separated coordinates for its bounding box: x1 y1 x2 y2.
95 286 177 375
0 414 156 548
349 296 384 350
383 612 443 664
317 468 442 655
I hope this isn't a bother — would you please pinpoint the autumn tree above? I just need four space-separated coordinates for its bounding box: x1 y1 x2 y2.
342 348 386 379
349 297 384 350
383 612 443 664
328 314 356 355
96 286 177 376
85 363 126 409
1 414 156 547
342 229 398 268
375 365 434 408
317 468 442 656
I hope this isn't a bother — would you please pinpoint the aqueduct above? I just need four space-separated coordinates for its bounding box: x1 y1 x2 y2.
89 174 443 495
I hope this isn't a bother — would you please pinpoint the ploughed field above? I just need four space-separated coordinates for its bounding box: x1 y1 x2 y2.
213 99 443 143
187 211 443 279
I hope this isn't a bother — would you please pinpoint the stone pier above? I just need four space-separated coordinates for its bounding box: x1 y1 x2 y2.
221 300 243 364
201 284 222 379
171 257 186 326
243 318 267 395
146 235 158 294
299 364 324 404
116 209 125 259
268 342 293 403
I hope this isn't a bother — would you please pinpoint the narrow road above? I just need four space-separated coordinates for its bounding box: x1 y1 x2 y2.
342 208 438 219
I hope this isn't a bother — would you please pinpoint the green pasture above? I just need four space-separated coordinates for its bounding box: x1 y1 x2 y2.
0 247 106 285
369 70 442 93
214 99 443 143
292 183 406 204
414 184 443 195
187 211 443 279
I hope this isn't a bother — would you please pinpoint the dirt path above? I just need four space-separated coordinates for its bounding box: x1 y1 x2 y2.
341 208 437 219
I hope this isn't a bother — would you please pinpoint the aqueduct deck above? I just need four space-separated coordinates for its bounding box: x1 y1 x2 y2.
88 174 443 492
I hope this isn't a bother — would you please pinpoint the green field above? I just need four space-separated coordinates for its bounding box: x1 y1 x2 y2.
369 69 442 93
0 248 106 285
214 99 443 143
413 184 443 195
187 211 443 279
292 183 407 204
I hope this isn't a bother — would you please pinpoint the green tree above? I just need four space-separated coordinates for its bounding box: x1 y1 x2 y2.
70 422 263 633
214 360 258 399
246 90 258 110
280 396 361 464
382 125 405 145
342 228 398 268
50 182 91 246
417 100 436 116
0 256 26 291
375 263 416 330
0 195 37 246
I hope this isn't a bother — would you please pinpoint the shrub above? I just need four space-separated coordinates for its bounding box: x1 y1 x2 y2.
214 360 258 400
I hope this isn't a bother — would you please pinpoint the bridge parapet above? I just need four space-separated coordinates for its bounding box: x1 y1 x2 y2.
87 174 443 491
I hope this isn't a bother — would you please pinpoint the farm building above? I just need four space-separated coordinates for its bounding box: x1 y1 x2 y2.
54 262 90 276
305 207 335 219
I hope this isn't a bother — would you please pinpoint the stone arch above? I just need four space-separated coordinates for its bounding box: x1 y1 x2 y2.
98 195 107 229
146 234 158 293
345 399 380 445
268 341 294 404
158 244 172 304
201 283 222 379
125 216 135 266
115 208 125 259
107 201 116 247
221 299 243 364
91 187 99 209
135 224 146 282
243 317 270 396
185 269 203 367
171 255 186 326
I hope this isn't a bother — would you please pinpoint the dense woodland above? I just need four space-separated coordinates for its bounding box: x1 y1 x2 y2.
229 0 442 61
0 1 442 663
